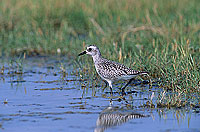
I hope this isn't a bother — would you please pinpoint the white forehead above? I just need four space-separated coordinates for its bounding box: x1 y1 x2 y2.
87 45 97 49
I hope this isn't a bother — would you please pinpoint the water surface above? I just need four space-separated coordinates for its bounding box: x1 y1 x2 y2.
0 57 199 132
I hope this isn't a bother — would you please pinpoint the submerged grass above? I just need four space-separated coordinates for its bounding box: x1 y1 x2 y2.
0 0 200 107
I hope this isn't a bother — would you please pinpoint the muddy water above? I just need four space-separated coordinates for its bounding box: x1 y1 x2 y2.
0 57 199 132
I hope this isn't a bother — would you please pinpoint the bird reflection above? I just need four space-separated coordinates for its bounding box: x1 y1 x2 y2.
94 104 149 132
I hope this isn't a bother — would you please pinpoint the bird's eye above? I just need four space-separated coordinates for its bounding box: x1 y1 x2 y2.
88 48 92 52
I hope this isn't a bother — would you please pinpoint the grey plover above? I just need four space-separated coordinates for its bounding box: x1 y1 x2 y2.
78 45 149 95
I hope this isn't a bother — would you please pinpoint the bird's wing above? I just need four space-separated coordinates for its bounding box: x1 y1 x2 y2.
96 60 140 80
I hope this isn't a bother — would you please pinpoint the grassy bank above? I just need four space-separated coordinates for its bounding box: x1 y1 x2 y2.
0 0 200 107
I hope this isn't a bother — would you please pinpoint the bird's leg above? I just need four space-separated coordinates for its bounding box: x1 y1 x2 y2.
109 86 113 95
103 80 108 89
108 81 113 95
102 81 108 92
121 78 134 95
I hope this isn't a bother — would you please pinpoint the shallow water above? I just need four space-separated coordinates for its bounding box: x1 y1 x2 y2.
0 57 199 132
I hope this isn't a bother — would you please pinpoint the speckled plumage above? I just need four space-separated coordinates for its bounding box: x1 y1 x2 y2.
78 45 148 95
95 58 141 81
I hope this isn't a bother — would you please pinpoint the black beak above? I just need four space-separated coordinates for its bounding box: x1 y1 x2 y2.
78 51 87 56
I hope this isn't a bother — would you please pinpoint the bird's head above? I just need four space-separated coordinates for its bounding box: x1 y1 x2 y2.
78 45 101 57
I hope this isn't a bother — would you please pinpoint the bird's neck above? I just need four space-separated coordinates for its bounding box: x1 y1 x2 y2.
92 54 103 64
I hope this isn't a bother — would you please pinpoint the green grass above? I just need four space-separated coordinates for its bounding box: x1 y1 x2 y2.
0 0 200 107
